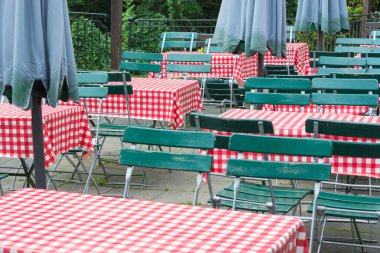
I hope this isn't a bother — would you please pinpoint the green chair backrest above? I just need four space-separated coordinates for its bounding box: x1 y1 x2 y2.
189 113 274 149
166 54 212 74
245 92 311 106
331 73 380 83
373 41 380 46
311 78 379 106
370 30 380 38
159 32 198 52
120 126 215 172
269 74 329 80
366 68 380 74
77 72 109 85
205 38 224 53
120 51 162 73
107 72 132 82
305 119 380 158
312 78 379 93
245 77 311 107
336 38 373 46
103 84 133 96
311 93 379 106
318 56 367 68
367 58 380 68
309 51 351 58
123 126 214 149
245 77 311 91
334 46 373 54
78 86 108 99
226 134 332 181
318 68 366 75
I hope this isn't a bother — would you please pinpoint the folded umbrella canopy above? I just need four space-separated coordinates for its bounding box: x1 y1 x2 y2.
295 0 350 50
0 0 78 188
212 0 287 76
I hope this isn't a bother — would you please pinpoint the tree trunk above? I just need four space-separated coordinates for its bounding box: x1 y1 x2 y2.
362 0 371 37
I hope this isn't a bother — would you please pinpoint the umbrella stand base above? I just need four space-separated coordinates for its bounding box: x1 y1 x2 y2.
31 94 46 189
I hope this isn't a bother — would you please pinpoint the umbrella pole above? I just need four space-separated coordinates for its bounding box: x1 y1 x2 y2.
257 53 265 77
317 26 324 51
31 95 47 189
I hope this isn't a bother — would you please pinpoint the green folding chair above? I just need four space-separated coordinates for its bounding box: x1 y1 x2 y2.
159 32 198 53
119 126 215 205
166 53 212 106
49 85 108 194
120 51 163 77
215 134 332 252
305 118 380 253
244 77 312 111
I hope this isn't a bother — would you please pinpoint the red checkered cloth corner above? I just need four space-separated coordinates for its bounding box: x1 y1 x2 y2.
150 52 257 86
262 43 311 75
209 109 380 179
0 188 309 253
63 78 202 129
0 104 93 168
262 104 370 116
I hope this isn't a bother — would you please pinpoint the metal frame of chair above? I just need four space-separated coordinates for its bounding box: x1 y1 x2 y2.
48 73 109 192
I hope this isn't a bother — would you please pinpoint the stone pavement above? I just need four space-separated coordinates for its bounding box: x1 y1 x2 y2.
0 105 379 252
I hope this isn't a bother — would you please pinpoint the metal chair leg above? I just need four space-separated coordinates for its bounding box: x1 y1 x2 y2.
0 181 4 196
83 151 101 195
193 173 202 206
123 166 134 198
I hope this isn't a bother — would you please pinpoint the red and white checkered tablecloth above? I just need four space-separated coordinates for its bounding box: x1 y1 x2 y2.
0 104 93 168
0 188 309 253
210 109 380 179
150 52 256 86
261 43 311 75
64 78 201 129
261 104 370 116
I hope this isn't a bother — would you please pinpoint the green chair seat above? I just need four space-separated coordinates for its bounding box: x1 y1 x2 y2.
307 192 380 220
224 182 312 198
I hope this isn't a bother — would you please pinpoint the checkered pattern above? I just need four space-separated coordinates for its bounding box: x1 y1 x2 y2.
150 52 257 86
209 109 380 179
64 78 201 129
0 104 93 168
0 188 309 253
262 104 370 115
262 43 311 75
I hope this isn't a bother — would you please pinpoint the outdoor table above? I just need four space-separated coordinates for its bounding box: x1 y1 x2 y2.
0 104 93 167
0 104 93 186
150 51 257 86
258 43 311 75
0 188 309 253
66 78 202 129
210 109 380 179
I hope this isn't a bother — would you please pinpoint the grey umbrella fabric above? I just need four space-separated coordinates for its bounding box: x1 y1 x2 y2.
0 0 78 109
212 0 287 58
295 0 350 34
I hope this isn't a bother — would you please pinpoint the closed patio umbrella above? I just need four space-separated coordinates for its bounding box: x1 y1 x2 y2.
295 0 350 50
212 0 287 76
0 0 78 188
